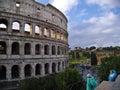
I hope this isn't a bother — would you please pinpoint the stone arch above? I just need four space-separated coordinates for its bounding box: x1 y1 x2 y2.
24 43 31 55
12 21 20 31
11 65 20 79
0 19 8 31
52 45 56 55
12 42 19 55
35 64 42 75
0 65 6 80
0 41 6 54
24 64 32 77
35 44 41 55
44 44 49 55
44 63 49 74
52 62 56 73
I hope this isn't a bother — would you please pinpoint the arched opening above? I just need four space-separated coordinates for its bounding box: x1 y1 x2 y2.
52 63 56 73
44 45 49 55
24 23 32 35
0 41 6 54
57 46 60 55
0 19 7 31
61 47 64 55
24 64 31 77
24 43 31 55
58 62 61 71
0 65 6 80
12 21 20 33
35 64 42 75
12 42 19 55
12 65 19 79
35 44 41 55
44 27 49 38
35 26 39 36
52 45 56 55
45 63 49 74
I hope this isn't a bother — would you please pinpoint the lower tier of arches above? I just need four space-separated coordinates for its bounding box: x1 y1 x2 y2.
0 59 68 81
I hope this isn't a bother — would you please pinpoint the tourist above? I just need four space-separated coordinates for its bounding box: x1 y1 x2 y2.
86 73 98 90
108 69 117 81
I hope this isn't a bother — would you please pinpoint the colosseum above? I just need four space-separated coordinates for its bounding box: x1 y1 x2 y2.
0 0 69 82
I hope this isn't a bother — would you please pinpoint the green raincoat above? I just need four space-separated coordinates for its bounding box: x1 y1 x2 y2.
86 76 98 90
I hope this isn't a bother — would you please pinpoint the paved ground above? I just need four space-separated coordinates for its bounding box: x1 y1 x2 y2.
96 75 120 90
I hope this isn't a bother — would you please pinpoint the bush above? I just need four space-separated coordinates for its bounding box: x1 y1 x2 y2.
98 55 120 82
19 68 86 90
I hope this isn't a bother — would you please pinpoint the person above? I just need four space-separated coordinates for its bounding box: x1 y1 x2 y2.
86 73 98 90
108 69 117 81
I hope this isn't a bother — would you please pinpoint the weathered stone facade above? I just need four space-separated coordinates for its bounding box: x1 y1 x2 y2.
0 0 69 81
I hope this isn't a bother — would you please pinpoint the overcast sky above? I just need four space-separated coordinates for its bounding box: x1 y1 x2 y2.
36 0 120 49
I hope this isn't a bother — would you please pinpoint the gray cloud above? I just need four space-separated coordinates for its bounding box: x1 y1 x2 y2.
69 12 120 49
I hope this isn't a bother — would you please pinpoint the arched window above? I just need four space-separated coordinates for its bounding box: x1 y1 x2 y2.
0 41 6 54
35 44 41 55
52 45 56 55
24 23 32 35
0 19 8 31
44 45 49 55
24 64 31 77
35 26 39 36
24 43 31 55
58 62 61 71
12 42 19 55
35 64 42 75
12 22 20 30
57 46 60 55
0 65 6 80
12 65 19 78
44 63 49 74
52 63 56 73
44 27 49 38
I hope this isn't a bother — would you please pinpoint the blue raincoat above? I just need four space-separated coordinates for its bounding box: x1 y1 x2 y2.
86 76 98 90
108 70 117 81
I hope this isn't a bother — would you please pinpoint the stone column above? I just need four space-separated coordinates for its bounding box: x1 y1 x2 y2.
49 63 52 74
7 39 12 58
7 18 12 34
20 40 24 58
6 64 11 80
32 23 35 37
31 64 35 77
56 62 58 73
20 63 25 79
20 21 25 35
41 64 45 76
31 42 35 56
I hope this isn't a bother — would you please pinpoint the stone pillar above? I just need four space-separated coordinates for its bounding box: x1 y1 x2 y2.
7 18 12 34
20 63 25 79
41 64 45 76
49 63 52 74
20 40 24 58
49 44 52 56
20 21 25 35
6 64 11 80
31 42 35 56
32 23 35 37
7 39 12 58
56 62 58 73
31 64 35 77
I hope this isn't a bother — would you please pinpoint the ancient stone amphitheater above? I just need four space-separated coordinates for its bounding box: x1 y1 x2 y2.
0 0 69 82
